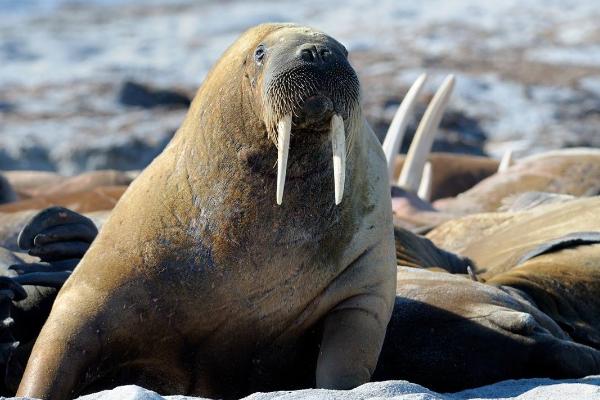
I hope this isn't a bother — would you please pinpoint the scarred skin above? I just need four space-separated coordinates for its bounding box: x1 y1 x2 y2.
17 23 396 399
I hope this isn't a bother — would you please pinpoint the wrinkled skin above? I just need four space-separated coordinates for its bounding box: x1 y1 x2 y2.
428 197 600 278
375 266 600 391
17 24 396 399
434 149 600 214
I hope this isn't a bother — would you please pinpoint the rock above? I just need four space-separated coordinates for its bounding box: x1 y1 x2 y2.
118 81 191 109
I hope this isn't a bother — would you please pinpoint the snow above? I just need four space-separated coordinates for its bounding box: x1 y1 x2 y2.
17 376 593 400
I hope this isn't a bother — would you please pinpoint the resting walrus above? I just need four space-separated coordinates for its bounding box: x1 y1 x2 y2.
17 23 396 399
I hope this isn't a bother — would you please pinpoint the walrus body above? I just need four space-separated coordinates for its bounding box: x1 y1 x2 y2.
392 153 500 201
428 196 600 278
379 198 600 390
3 169 137 200
0 185 126 213
434 149 600 214
17 24 396 399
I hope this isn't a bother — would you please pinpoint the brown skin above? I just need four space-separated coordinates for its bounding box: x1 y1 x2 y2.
381 198 600 390
2 171 64 199
392 153 500 201
0 185 126 213
434 150 600 214
374 266 600 391
17 24 396 399
4 170 137 200
428 196 600 279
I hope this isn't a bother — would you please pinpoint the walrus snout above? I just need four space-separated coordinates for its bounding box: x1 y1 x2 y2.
294 95 335 128
296 43 335 65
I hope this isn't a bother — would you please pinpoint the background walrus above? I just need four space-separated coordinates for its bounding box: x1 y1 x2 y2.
17 23 396 399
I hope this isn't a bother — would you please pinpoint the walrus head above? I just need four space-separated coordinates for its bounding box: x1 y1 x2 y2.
244 24 360 205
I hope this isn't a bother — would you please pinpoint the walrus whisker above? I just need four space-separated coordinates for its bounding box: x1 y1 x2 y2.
397 74 455 193
382 73 428 181
498 149 514 173
331 114 346 205
276 113 292 205
416 161 432 201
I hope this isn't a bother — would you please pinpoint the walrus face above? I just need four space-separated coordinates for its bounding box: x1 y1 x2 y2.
246 26 360 205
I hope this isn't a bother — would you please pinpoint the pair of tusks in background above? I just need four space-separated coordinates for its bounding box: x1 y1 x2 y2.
382 73 514 202
276 73 514 205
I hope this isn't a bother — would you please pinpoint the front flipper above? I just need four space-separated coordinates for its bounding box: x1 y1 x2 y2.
315 239 396 390
316 294 390 389
11 206 98 287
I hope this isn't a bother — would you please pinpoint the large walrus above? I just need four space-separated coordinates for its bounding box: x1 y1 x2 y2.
17 23 396 399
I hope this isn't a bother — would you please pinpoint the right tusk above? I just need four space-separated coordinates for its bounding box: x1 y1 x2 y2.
397 74 455 193
416 161 433 202
276 114 292 205
382 73 428 181
330 114 346 205
498 149 513 173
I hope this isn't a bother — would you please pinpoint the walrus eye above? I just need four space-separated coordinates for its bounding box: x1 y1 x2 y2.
255 45 266 64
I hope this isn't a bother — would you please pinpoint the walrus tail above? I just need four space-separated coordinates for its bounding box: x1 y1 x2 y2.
394 226 474 275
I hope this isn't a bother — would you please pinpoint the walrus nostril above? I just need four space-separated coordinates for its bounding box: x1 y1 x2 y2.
299 47 316 62
296 44 335 64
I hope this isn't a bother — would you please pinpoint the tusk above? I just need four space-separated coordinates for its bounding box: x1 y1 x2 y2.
398 74 455 192
276 114 292 205
416 161 433 201
382 73 428 181
330 114 346 205
498 149 513 173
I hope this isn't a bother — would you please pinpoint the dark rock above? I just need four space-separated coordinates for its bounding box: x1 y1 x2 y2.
118 80 191 109
0 102 15 112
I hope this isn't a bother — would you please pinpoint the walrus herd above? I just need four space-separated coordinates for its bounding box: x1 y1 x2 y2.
0 23 598 399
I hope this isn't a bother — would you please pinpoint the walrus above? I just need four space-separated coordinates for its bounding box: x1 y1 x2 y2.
17 23 396 399
434 148 600 214
0 185 127 213
391 153 500 201
427 196 600 279
2 169 138 201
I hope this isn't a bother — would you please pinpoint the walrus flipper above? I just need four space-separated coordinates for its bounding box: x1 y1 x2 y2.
394 226 473 274
11 206 97 287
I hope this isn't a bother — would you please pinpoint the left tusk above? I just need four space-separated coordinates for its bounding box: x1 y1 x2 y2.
398 74 455 193
330 114 346 205
382 73 428 181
